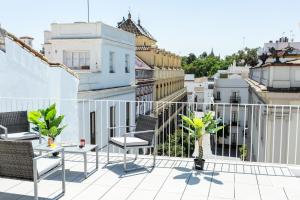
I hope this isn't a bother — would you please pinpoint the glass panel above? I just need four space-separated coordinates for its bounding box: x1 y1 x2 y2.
72 52 79 68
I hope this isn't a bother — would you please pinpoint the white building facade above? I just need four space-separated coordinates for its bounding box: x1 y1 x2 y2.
213 65 250 145
43 22 136 147
184 74 196 103
0 28 79 143
246 37 300 164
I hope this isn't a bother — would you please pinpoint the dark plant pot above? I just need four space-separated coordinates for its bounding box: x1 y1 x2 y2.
52 152 60 157
194 158 205 170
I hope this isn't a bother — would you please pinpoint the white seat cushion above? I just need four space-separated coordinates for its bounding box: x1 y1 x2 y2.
0 132 38 140
110 136 148 147
37 157 61 176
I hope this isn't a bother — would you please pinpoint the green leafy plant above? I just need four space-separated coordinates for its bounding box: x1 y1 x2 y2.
239 144 248 161
28 104 67 140
180 111 224 159
157 129 195 157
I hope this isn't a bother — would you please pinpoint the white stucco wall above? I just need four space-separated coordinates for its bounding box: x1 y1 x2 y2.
250 65 300 89
44 22 136 92
214 78 249 144
248 90 300 165
0 37 79 142
42 22 137 145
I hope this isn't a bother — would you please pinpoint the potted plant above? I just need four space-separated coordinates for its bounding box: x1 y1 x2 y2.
28 104 67 151
180 111 224 170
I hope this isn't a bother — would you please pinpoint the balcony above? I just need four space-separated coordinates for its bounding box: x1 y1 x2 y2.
154 69 184 80
231 120 239 126
214 96 221 101
0 98 300 199
230 96 241 103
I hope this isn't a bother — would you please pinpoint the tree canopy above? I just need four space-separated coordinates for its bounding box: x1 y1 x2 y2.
182 47 259 77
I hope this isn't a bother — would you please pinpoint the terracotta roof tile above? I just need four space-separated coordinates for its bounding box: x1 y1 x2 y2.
3 29 78 79
118 18 156 42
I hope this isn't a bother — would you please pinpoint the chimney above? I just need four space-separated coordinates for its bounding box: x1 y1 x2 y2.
20 36 34 47
44 31 51 44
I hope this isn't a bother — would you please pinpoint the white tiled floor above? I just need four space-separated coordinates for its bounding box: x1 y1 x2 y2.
0 153 300 200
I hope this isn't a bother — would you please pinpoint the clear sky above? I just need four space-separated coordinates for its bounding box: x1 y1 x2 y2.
1 0 300 57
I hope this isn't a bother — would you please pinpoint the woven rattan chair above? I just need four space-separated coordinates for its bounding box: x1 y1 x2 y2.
0 140 65 200
0 111 40 141
107 115 157 172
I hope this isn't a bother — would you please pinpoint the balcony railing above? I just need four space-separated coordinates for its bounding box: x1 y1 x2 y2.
0 97 299 166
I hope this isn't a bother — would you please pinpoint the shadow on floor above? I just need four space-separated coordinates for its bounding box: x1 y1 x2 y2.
0 192 53 200
204 161 296 177
172 166 223 185
44 169 85 183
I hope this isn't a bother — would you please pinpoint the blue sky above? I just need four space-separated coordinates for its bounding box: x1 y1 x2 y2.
1 0 299 56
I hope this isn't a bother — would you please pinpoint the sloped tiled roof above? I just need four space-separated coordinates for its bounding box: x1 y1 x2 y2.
118 14 156 42
0 28 78 78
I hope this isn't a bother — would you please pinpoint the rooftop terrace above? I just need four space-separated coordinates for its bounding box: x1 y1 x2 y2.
0 153 300 200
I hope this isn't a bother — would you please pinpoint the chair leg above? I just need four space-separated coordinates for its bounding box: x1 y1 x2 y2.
134 148 138 161
107 143 110 165
153 147 156 168
123 148 127 171
62 164 66 194
34 181 38 200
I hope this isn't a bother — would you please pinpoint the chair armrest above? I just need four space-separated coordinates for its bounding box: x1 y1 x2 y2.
108 126 137 141
107 125 136 130
0 124 8 139
126 130 155 135
122 130 155 148
33 147 65 180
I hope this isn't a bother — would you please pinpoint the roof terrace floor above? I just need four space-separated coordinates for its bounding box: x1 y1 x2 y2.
0 153 300 200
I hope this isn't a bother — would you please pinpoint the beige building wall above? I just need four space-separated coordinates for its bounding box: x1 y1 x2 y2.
135 35 184 102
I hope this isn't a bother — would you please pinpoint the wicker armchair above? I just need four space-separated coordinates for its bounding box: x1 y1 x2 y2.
0 140 65 200
107 115 157 172
0 111 40 140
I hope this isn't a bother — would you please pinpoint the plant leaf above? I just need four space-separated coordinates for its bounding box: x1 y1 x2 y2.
50 115 64 127
46 109 56 120
180 114 195 127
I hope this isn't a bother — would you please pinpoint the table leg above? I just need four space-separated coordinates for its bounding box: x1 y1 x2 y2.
84 153 87 178
96 146 99 170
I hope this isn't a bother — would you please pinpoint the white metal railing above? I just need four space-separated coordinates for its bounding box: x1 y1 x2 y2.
0 97 299 166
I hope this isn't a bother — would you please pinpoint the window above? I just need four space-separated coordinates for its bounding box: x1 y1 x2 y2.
232 111 237 122
90 112 96 144
125 54 130 73
109 106 116 137
216 91 221 100
232 91 238 98
126 102 130 133
63 51 90 70
109 51 115 73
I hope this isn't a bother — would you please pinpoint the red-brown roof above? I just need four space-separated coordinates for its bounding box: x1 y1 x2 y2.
3 30 78 79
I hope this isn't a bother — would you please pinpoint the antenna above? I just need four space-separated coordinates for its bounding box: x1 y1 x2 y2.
87 0 90 23
242 36 246 49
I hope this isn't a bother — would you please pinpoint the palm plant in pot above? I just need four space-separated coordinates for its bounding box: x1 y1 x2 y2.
180 111 224 170
28 104 67 155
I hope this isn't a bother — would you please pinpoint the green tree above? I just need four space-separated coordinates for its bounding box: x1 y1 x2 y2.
181 48 258 78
